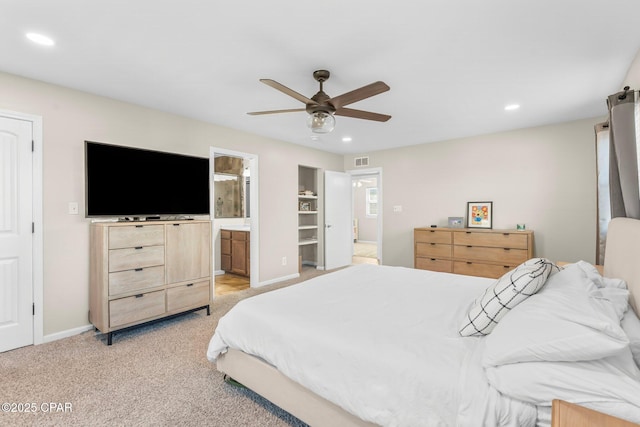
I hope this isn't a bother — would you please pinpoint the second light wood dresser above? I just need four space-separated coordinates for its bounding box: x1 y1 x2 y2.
414 227 534 278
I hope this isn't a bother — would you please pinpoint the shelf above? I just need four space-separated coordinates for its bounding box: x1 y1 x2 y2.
298 225 318 230
298 211 317 214
298 194 318 199
298 239 318 246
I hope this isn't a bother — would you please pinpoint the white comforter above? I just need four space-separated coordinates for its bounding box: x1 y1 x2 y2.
207 264 538 426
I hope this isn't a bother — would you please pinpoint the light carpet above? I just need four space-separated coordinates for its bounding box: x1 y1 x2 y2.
0 268 333 427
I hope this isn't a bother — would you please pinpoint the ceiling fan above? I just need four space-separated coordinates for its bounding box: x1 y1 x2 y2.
247 70 391 134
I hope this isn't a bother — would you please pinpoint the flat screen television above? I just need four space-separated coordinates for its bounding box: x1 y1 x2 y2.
85 141 210 218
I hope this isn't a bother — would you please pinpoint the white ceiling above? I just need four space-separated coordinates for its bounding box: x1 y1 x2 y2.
2 1 640 154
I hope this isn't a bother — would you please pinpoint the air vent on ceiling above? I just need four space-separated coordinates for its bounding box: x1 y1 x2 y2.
354 156 369 167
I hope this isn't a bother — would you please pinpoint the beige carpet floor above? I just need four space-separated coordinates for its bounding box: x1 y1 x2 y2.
0 267 331 427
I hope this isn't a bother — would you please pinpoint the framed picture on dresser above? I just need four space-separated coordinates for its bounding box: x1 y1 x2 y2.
467 201 493 229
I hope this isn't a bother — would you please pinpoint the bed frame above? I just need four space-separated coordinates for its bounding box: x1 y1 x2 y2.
217 217 640 426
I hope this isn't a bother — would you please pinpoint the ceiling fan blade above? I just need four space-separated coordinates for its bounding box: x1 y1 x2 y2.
260 79 315 104
329 81 390 109
247 108 306 116
335 107 391 122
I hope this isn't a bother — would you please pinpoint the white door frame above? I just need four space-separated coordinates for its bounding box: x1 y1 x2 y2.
209 146 259 288
349 167 383 264
0 109 43 346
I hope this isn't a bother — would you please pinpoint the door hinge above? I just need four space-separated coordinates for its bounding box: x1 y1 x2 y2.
32 140 34 152
32 303 35 316
32 222 35 233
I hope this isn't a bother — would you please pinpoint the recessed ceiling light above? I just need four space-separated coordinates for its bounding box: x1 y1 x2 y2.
504 104 520 111
342 137 352 143
26 32 55 46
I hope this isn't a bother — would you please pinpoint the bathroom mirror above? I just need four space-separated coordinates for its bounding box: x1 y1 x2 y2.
214 155 247 218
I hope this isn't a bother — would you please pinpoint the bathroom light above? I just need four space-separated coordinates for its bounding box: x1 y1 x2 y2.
26 32 55 46
307 111 335 134
504 104 520 111
342 137 353 143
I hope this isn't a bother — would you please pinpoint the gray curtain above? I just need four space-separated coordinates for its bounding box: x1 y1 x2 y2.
608 88 640 219
596 88 640 264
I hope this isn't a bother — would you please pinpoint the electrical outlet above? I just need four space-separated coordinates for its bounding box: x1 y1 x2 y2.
282 256 287 266
393 205 402 213
68 202 79 215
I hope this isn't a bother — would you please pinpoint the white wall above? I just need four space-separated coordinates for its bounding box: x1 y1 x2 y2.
345 117 602 267
0 71 343 336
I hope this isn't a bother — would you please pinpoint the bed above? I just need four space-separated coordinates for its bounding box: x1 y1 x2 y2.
207 217 640 426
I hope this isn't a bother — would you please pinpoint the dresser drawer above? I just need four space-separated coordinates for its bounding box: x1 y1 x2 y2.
221 230 231 239
414 229 452 244
415 257 452 273
109 290 165 328
415 242 452 258
166 280 210 312
453 261 515 279
453 245 529 265
108 225 164 249
108 265 165 296
109 245 165 272
453 231 529 249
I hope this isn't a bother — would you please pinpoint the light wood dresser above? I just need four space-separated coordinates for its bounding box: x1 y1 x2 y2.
414 227 534 279
551 399 639 427
90 220 212 345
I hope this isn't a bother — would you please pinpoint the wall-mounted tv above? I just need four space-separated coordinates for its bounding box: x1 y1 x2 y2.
85 141 210 218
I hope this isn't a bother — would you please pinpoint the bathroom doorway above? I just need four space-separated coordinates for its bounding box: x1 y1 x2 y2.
210 147 259 296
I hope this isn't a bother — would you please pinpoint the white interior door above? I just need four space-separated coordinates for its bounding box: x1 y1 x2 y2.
0 116 33 352
324 170 352 270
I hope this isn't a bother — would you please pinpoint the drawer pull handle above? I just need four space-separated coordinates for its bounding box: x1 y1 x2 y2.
135 268 143 272
135 246 143 250
135 294 144 298
186 283 194 287
503 233 510 236
430 258 436 261
503 248 511 251
504 266 510 269
466 231 471 234
467 262 472 265
173 224 180 227
135 225 143 228
467 245 472 248
430 243 436 246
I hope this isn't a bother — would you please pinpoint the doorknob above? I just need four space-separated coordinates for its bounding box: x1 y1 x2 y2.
326 224 332 228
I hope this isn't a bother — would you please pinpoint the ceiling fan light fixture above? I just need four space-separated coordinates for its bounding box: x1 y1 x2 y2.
307 111 335 134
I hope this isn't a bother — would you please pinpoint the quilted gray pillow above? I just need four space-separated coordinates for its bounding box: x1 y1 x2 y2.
459 258 559 336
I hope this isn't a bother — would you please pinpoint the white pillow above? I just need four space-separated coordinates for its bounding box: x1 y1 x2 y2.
459 258 558 336
483 263 629 366
622 308 640 368
485 350 640 424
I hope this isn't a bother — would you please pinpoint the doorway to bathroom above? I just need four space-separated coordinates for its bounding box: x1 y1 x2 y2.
210 147 259 296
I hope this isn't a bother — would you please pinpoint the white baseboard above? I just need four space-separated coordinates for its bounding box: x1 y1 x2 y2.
43 324 94 344
256 272 300 288
214 269 225 276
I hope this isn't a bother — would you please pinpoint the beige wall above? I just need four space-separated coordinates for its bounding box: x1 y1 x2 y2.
0 71 343 336
623 48 640 89
345 117 602 267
